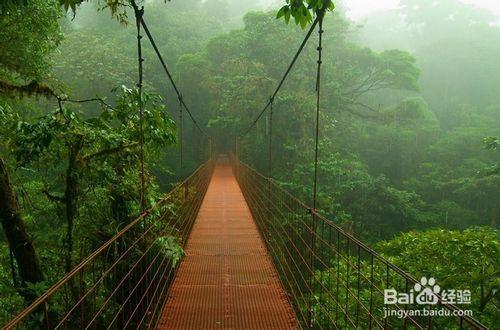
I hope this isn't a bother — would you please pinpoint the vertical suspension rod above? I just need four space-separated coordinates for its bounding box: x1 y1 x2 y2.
268 96 274 180
179 95 183 170
132 2 146 212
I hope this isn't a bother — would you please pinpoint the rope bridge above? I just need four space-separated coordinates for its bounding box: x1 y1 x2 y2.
4 159 485 329
2 1 487 329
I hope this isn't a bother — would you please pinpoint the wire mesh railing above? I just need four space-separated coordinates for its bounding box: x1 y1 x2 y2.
231 157 486 330
4 160 214 330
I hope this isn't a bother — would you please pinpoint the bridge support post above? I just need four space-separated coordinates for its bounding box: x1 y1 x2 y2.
309 6 326 328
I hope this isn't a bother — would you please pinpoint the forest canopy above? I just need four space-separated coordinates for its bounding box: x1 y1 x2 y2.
0 0 498 327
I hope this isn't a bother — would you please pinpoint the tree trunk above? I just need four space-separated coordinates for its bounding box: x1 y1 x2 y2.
0 157 44 299
111 165 129 227
64 136 84 274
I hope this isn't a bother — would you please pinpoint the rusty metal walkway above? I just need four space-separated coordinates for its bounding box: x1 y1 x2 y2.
157 164 297 329
4 160 486 330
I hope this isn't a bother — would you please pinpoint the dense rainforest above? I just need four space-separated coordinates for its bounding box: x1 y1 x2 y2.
0 0 498 327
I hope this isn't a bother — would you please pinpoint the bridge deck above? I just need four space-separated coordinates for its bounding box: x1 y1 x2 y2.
157 164 297 329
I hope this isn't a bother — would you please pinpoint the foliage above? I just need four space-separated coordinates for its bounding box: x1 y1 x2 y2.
277 0 335 27
60 0 130 21
311 227 500 327
483 136 500 176
154 236 184 266
1 0 132 22
4 87 175 167
483 136 499 151
0 86 177 323
377 228 499 325
0 0 62 81
0 0 499 327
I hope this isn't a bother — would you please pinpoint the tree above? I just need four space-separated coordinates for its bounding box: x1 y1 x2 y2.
484 136 499 175
377 228 499 325
326 48 420 119
0 0 62 97
1 87 175 275
0 157 44 301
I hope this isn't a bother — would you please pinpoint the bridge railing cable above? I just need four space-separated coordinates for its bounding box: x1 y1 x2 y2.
4 160 214 329
231 157 486 330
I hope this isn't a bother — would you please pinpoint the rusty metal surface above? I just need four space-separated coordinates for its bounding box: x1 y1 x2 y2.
157 164 297 329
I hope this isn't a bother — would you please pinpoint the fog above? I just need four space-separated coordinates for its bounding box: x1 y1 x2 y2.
1 0 498 327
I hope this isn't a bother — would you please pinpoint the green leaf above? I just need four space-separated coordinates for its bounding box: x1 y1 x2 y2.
276 6 287 19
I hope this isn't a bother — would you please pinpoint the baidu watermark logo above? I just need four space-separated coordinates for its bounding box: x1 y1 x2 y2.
383 277 473 319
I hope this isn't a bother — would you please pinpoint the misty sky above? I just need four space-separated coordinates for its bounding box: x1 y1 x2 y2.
344 0 500 20
256 0 500 20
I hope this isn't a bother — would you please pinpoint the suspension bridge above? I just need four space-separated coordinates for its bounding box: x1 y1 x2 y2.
3 2 486 330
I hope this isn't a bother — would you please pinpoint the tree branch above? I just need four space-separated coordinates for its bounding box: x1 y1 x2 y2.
351 101 380 114
82 142 139 163
41 189 65 203
0 80 58 98
61 97 117 111
341 103 383 122
0 80 117 114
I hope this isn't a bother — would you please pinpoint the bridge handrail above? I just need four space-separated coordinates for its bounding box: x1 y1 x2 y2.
238 160 419 280
4 160 214 329
232 156 486 329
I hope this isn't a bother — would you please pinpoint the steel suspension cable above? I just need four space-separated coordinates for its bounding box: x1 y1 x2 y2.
132 3 146 212
139 17 206 135
241 17 320 137
309 9 326 329
312 13 325 212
